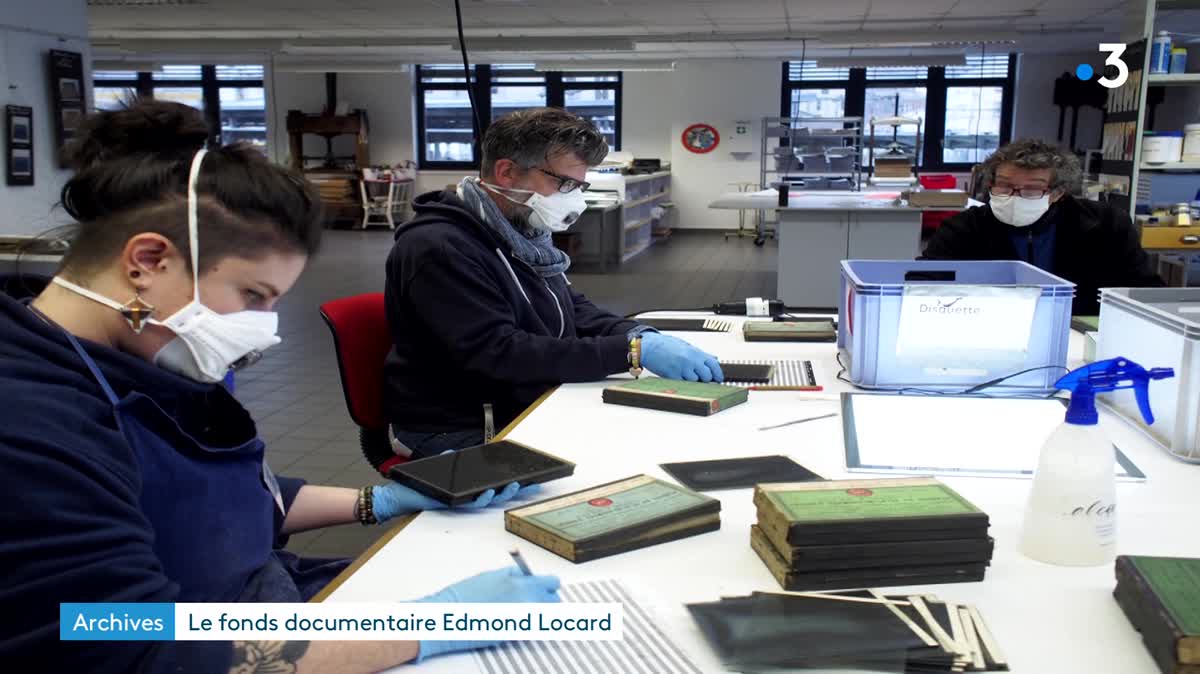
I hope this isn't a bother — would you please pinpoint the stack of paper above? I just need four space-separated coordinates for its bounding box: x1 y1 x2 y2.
477 579 704 674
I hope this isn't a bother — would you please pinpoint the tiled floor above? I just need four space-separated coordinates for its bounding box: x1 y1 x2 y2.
237 228 778 560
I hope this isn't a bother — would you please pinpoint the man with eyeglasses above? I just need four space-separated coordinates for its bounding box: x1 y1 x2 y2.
382 108 722 458
922 137 1162 315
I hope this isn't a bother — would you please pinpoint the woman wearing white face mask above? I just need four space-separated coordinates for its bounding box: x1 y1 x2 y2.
383 108 723 460
921 137 1162 315
0 101 560 674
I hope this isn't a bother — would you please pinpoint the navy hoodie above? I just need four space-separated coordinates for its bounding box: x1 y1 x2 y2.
0 292 305 673
384 189 640 433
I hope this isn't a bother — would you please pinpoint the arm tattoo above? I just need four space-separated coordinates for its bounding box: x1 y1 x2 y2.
229 641 310 674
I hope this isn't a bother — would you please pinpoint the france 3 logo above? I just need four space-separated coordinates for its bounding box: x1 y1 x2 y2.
1076 44 1130 89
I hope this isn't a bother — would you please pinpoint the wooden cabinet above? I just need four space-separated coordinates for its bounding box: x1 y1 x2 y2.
286 110 369 172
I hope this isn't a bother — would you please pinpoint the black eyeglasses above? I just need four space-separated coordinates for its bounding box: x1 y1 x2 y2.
990 186 1053 199
534 167 590 193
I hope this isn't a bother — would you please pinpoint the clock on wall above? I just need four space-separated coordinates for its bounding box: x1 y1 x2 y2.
681 123 720 154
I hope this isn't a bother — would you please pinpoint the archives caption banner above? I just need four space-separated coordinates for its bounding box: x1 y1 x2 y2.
60 603 622 641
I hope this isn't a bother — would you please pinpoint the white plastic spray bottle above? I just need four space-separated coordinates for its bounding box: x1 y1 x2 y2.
1020 357 1174 567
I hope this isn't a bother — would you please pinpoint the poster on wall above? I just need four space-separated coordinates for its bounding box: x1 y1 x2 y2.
47 49 86 168
7 105 34 186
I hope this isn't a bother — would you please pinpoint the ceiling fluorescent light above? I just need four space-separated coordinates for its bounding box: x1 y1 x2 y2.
90 40 128 51
464 38 634 52
818 55 966 68
93 60 160 71
819 30 1017 48
274 62 408 73
100 39 283 54
536 60 675 72
281 40 451 55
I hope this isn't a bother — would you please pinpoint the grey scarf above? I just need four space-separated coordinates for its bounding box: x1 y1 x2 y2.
457 177 571 277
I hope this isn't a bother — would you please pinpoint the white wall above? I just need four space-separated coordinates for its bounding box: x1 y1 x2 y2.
4 0 87 35
652 60 782 230
1012 50 1106 150
338 72 414 166
621 70 676 159
0 0 90 236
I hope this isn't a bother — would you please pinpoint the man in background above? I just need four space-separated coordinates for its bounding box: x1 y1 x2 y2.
921 137 1163 314
383 108 721 458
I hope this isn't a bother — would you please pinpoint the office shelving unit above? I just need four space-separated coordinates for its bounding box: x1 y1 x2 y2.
754 116 864 245
1107 0 1200 285
582 170 672 265
1113 2 1200 208
760 117 864 193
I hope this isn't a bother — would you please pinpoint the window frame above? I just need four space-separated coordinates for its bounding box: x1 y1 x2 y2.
781 55 1015 173
489 65 550 126
92 64 267 151
941 83 1007 168
415 64 483 170
415 64 622 171
863 79 931 168
558 72 623 157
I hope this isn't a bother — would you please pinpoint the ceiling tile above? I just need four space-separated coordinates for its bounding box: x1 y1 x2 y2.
85 0 1125 61
866 0 958 19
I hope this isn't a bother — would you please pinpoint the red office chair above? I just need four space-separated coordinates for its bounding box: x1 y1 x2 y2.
319 293 408 475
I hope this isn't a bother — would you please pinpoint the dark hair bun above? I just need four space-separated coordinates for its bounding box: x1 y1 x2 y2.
58 97 323 268
63 99 209 169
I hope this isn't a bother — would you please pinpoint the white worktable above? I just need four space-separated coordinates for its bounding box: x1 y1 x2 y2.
709 191 983 309
709 188 916 212
323 312 1195 674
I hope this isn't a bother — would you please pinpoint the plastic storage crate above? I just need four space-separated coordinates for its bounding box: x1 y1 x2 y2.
1097 288 1200 463
838 260 1075 393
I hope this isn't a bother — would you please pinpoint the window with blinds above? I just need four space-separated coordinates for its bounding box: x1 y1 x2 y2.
92 64 267 150
781 56 1015 170
416 64 623 168
216 65 265 80
946 55 1011 79
865 66 929 81
787 61 850 81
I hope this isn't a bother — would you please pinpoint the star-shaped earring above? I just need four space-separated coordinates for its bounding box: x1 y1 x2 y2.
119 294 156 334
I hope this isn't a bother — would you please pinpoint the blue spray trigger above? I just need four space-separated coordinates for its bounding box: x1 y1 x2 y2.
1055 358 1174 426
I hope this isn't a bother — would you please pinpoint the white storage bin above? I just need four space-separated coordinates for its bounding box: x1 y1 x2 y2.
1143 131 1184 164
1183 124 1200 160
839 260 1074 393
1097 287 1200 462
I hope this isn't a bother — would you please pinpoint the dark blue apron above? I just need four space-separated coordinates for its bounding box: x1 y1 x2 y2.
61 329 347 602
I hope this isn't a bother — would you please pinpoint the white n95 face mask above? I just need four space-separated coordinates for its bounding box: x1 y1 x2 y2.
990 193 1051 228
52 148 281 384
150 296 279 383
485 182 588 232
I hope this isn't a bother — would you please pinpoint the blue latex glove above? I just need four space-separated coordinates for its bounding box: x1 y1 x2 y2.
414 567 562 662
371 481 521 522
640 332 724 383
